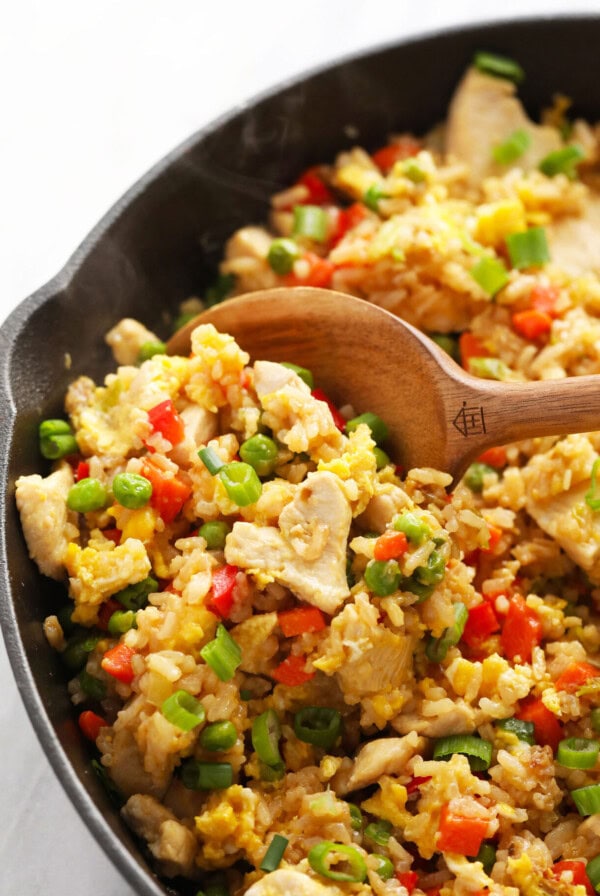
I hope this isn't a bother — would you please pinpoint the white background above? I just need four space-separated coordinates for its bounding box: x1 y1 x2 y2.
2 1 600 893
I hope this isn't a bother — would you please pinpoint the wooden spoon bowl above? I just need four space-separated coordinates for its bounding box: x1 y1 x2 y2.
168 286 600 484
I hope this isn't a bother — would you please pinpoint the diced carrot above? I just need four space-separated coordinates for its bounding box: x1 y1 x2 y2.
477 446 507 468
101 643 136 684
278 607 326 637
512 309 553 340
516 698 562 752
374 530 409 561
297 167 334 205
141 460 192 524
459 332 490 370
501 594 542 663
437 803 490 856
555 661 600 693
271 654 314 686
310 388 347 431
284 252 335 288
396 871 418 894
530 284 561 317
462 601 501 649
78 710 107 742
481 523 503 554
372 137 421 172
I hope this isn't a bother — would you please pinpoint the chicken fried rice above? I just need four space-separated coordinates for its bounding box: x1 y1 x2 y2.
16 52 600 896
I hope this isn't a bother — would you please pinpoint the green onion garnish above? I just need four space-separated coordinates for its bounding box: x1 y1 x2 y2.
260 834 289 873
364 558 402 596
506 226 550 270
591 708 600 732
345 411 389 446
219 461 262 506
39 419 78 459
470 256 510 297
364 819 392 846
239 434 279 478
433 734 493 771
252 709 282 767
198 446 225 475
161 690 206 732
348 803 363 831
199 520 231 551
181 760 233 790
572 783 600 816
492 129 531 165
468 357 512 381
107 609 137 635
267 238 301 275
473 842 496 874
430 333 460 362
464 462 496 493
557 737 600 770
539 144 585 178
200 720 238 752
586 458 600 511
363 183 386 211
138 340 167 362
293 205 328 242
279 362 314 389
67 478 108 513
308 841 368 883
426 602 468 663
495 717 535 745
473 51 525 83
393 511 431 544
293 706 342 749
373 446 391 470
111 472 152 509
373 856 395 881
113 575 158 611
586 855 600 892
200 624 242 681
259 760 285 782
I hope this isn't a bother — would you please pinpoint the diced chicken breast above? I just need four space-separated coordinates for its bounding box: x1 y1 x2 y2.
105 318 161 365
121 793 197 878
445 68 562 185
221 226 279 293
225 471 351 614
246 869 343 896
548 195 600 274
15 464 78 579
345 732 425 792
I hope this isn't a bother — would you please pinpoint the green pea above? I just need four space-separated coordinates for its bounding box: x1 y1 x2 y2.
239 434 279 478
415 549 446 586
107 609 137 635
112 472 153 509
373 447 391 470
199 521 231 550
393 511 430 544
345 412 389 446
67 478 108 513
464 462 496 493
267 238 301 275
372 855 395 881
364 559 402 596
113 575 158 611
39 419 78 459
62 632 101 672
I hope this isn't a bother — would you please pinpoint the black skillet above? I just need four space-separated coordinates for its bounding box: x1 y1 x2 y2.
1 16 599 895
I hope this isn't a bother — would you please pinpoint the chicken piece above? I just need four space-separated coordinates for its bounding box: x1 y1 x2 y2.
548 195 600 274
254 361 346 462
15 463 78 579
225 471 351 614
105 318 161 365
221 226 279 294
169 403 218 466
357 485 412 533
121 794 197 878
225 225 273 261
229 612 279 675
345 732 425 792
393 700 476 738
245 869 343 896
445 67 562 185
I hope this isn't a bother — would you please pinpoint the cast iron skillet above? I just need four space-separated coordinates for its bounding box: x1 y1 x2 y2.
1 15 599 895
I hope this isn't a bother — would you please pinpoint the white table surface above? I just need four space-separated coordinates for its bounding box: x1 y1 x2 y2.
3 1 600 892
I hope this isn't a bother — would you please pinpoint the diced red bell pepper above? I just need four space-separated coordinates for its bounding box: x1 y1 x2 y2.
530 284 561 317
209 564 239 618
78 710 108 742
512 309 553 341
396 871 418 894
477 446 507 468
141 461 192 524
555 661 600 693
147 399 185 446
101 527 122 545
310 388 347 431
284 251 335 288
462 601 501 649
437 803 490 856
501 594 542 663
459 332 490 370
372 137 421 172
516 698 562 752
278 606 326 637
75 461 90 482
271 654 314 686
97 597 123 631
551 860 595 896
406 775 432 795
101 643 136 684
331 202 368 245
297 166 335 205
374 530 409 561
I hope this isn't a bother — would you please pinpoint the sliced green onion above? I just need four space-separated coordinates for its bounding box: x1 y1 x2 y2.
473 51 524 83
57 603 75 636
591 708 600 732
495 717 535 745
426 602 468 663
112 472 152 509
433 734 493 771
363 183 386 211
78 670 107 701
557 737 600 770
181 760 233 790
279 362 314 389
293 205 328 242
572 783 600 816
260 834 289 872
267 238 301 275
473 843 496 874
470 256 510 297
107 609 137 635
161 690 206 732
506 226 550 270
492 128 531 165
586 458 600 511
586 855 600 892
372 855 395 881
539 144 585 178
113 575 158 611
348 803 363 831
138 340 167 362
239 434 279 478
199 520 231 550
218 462 262 506
430 333 460 362
198 446 225 475
201 624 242 682
203 873 230 896
205 272 236 307
468 357 512 381
251 709 282 767
293 706 342 749
67 478 108 513
464 462 496 493
364 559 402 596
39 419 78 459
373 446 391 470
393 511 431 544
415 549 446 586
345 412 389 446
259 760 285 782
364 819 392 847
61 631 101 672
200 721 238 752
308 841 368 883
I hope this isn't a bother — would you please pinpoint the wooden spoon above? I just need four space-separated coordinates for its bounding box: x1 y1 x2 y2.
168 286 600 485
